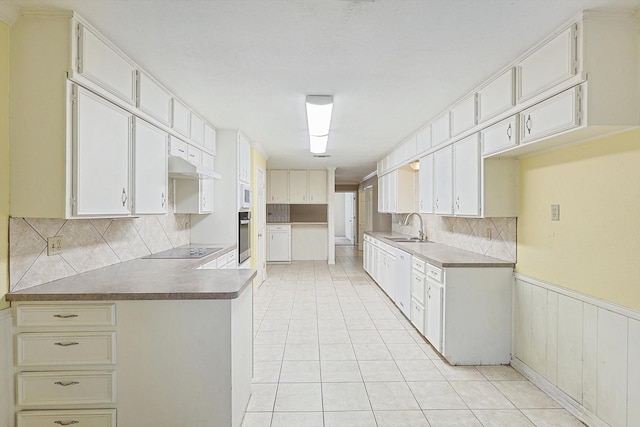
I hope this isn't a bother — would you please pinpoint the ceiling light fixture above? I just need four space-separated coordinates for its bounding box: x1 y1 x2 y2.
306 95 333 154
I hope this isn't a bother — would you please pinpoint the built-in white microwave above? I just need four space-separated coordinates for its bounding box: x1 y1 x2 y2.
239 183 252 209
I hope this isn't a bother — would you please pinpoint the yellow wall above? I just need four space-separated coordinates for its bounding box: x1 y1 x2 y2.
250 147 266 281
0 22 9 310
516 129 640 311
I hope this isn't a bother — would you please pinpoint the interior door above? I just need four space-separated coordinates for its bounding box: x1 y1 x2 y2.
344 193 354 245
257 168 267 285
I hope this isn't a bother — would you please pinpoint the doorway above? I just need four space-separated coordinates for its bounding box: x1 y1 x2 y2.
334 192 357 246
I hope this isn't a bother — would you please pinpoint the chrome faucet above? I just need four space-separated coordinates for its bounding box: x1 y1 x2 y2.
403 213 425 241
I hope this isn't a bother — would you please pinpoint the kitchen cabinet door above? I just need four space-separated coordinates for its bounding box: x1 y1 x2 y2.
478 68 515 123
200 179 214 213
204 124 217 154
308 170 327 203
133 118 168 215
481 116 518 155
171 99 191 138
190 113 205 145
268 170 289 203
433 145 453 215
419 154 434 214
450 94 477 137
267 226 291 262
238 132 251 184
137 71 172 126
520 86 582 145
431 112 451 147
77 24 136 105
518 24 577 102
416 125 432 155
289 170 308 203
426 281 444 352
73 86 132 216
453 135 480 216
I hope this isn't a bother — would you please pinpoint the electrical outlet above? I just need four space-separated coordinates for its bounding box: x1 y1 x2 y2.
551 204 560 221
47 236 63 256
485 228 492 241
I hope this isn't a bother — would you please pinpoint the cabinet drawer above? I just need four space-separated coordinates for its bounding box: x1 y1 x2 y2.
168 137 187 160
267 225 291 232
410 298 425 335
15 304 116 328
481 116 518 155
186 145 202 166
520 86 581 144
17 371 116 407
17 409 116 427
411 257 426 273
426 265 443 283
16 332 116 367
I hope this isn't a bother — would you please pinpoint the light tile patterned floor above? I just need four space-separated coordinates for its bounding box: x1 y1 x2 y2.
243 246 586 427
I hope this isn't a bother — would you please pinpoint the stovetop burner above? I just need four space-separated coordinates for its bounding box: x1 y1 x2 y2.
142 246 223 259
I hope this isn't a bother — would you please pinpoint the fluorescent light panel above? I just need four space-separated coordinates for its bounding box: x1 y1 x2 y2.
306 95 333 153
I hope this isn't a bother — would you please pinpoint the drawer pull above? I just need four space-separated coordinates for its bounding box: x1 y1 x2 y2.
54 381 80 387
53 314 79 319
54 342 79 347
54 421 79 426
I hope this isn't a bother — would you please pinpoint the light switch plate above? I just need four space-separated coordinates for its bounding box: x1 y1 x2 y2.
47 236 63 255
551 204 560 221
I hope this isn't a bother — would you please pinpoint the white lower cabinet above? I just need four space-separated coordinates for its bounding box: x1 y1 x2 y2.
425 279 444 353
17 409 117 427
267 224 291 262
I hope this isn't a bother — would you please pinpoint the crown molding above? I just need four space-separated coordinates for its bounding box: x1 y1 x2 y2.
0 0 19 25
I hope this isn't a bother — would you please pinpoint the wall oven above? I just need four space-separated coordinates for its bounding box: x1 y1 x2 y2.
238 211 251 265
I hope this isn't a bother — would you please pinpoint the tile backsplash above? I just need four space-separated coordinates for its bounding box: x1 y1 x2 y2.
392 214 516 262
9 181 190 292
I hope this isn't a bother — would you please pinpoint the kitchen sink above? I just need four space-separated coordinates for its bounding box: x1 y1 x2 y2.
387 237 428 243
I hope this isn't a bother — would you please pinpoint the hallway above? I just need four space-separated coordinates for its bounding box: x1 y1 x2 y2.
243 246 584 427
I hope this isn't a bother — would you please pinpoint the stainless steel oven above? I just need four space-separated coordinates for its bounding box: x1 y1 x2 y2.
238 211 251 265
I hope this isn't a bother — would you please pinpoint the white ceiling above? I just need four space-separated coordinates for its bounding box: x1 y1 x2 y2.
11 0 640 183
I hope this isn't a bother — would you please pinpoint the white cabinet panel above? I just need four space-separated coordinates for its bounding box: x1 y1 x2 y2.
530 285 548 375
425 281 443 352
520 86 581 144
289 170 308 203
268 170 289 203
17 409 117 427
201 152 214 171
73 86 131 216
416 125 431 154
418 154 434 214
308 170 327 203
77 24 136 104
433 145 453 215
17 371 116 407
431 112 450 147
556 295 583 403
411 298 425 335
596 308 628 427
453 135 480 216
200 179 213 213
16 332 116 367
190 114 205 145
133 119 168 215
15 304 116 327
186 144 202 166
629 318 640 427
582 303 597 413
450 94 476 136
518 24 577 102
171 99 191 138
478 68 515 122
238 132 251 184
204 124 217 154
137 71 171 125
481 116 518 156
267 225 291 262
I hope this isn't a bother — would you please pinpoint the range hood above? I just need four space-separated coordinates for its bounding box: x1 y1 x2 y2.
168 156 221 180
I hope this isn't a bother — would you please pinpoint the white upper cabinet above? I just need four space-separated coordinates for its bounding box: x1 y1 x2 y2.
418 153 434 214
416 125 432 155
238 132 251 184
77 24 136 105
520 86 581 145
289 170 308 203
204 124 217 154
268 170 289 203
133 118 168 215
171 99 191 138
308 170 327 204
431 112 451 147
73 85 132 217
186 144 202 166
433 145 453 215
453 135 480 216
450 94 477 137
190 113 205 145
481 116 518 156
477 68 515 123
517 24 577 103
137 71 172 126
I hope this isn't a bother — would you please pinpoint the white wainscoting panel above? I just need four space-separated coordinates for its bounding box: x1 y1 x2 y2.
596 308 628 427
513 274 640 427
0 309 15 427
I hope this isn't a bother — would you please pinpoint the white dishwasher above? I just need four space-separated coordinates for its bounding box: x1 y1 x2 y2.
395 248 412 317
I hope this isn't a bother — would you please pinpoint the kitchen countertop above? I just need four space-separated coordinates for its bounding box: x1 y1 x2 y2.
365 231 515 268
5 244 257 302
267 222 328 225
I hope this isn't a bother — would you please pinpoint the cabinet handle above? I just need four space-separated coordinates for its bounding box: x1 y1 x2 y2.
178 148 185 153
54 421 79 426
455 196 460 210
506 123 512 141
525 115 532 134
121 188 128 207
53 314 78 319
54 342 79 347
54 381 80 387
161 192 166 208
